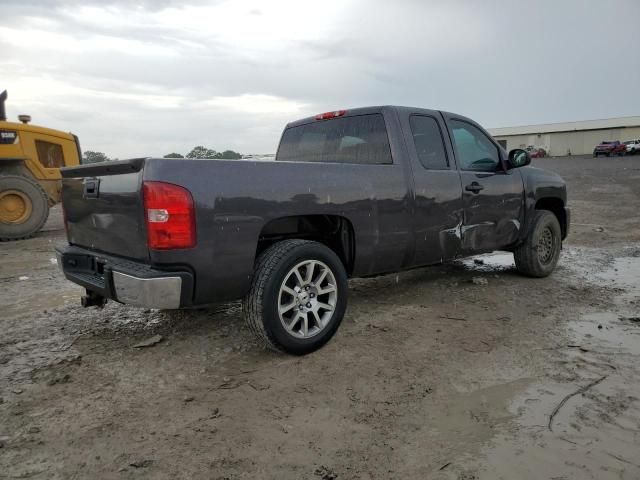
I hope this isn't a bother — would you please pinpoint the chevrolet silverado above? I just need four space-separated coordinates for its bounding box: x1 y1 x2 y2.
57 106 570 355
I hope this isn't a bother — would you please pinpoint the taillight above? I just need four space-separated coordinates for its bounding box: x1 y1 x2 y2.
315 110 346 120
143 181 196 250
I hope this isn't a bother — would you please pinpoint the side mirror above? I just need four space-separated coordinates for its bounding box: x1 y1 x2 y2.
508 149 531 169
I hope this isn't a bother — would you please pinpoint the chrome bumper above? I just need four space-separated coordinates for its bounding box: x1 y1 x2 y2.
112 272 182 309
56 246 190 310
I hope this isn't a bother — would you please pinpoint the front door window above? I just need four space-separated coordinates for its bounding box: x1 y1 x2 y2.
450 120 500 172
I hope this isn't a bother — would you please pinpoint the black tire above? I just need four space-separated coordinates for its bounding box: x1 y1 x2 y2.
514 210 562 278
0 175 50 241
242 239 348 355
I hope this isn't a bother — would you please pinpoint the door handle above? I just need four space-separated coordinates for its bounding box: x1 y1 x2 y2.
465 182 484 193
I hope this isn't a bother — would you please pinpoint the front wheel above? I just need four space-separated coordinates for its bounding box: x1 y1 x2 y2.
243 239 348 355
514 210 562 278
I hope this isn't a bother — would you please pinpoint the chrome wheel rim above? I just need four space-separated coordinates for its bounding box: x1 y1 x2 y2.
537 227 554 264
278 260 337 339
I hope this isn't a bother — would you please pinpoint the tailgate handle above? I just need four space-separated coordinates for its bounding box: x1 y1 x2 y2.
84 179 100 198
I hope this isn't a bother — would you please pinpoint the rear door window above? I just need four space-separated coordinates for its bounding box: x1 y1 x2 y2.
409 115 449 169
277 114 392 164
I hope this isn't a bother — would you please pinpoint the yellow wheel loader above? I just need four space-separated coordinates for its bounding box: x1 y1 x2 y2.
0 90 82 240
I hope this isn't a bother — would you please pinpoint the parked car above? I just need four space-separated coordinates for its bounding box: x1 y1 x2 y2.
593 141 626 157
624 139 640 155
56 106 570 355
526 146 547 158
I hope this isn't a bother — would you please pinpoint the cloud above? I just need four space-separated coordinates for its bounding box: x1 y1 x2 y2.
202 94 308 115
1 0 639 157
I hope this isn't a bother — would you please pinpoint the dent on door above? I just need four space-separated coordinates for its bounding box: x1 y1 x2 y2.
445 116 525 253
461 216 522 251
460 172 524 252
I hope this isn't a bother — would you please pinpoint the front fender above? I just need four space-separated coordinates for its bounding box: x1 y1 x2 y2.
519 166 567 240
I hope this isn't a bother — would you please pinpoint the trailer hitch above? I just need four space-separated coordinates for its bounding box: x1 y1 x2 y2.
81 290 107 308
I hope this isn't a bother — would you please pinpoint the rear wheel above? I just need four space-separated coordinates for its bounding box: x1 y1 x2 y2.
242 239 348 355
514 210 562 278
0 175 50 241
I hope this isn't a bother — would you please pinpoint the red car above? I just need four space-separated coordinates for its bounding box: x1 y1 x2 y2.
593 141 625 157
526 146 547 158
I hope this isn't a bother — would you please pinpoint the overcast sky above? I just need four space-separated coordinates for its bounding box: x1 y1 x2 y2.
2 0 639 158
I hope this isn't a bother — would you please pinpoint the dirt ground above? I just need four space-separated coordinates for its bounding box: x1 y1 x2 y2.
1 155 639 480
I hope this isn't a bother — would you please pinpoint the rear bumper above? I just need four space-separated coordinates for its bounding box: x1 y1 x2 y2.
55 245 193 309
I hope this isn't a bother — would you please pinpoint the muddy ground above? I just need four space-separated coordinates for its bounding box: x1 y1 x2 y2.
1 155 639 480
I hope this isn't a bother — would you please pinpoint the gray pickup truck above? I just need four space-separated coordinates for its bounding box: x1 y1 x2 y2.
57 106 569 355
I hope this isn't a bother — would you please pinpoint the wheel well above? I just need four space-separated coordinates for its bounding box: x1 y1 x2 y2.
535 197 567 238
0 160 33 179
256 215 355 274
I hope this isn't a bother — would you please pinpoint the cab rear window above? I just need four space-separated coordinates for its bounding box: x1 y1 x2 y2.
35 140 65 168
277 114 392 164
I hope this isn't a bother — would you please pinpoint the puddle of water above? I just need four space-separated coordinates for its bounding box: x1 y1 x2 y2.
458 252 515 272
570 312 640 355
472 377 640 480
566 249 640 295
470 324 640 478
595 256 640 299
566 254 640 355
459 250 640 479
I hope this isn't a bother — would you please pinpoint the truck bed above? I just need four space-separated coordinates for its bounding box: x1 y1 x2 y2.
60 154 412 304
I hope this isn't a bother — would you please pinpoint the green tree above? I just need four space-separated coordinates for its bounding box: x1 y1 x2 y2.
186 146 217 159
215 150 242 159
83 151 110 164
163 152 184 158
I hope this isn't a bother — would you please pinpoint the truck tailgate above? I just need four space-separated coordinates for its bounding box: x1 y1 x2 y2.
60 158 149 261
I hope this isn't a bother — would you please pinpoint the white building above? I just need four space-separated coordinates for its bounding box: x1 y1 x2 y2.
488 116 640 156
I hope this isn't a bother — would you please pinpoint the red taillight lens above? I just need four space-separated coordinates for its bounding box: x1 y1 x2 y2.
143 181 196 250
315 110 346 120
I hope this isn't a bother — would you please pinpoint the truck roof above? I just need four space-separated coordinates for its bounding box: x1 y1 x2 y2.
285 105 462 129
0 120 75 142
